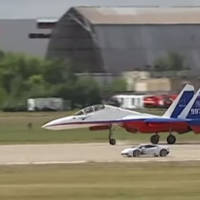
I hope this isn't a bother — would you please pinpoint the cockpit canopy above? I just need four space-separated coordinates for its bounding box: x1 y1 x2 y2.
74 105 105 116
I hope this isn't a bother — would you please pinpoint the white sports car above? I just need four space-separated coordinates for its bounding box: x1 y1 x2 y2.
121 144 170 157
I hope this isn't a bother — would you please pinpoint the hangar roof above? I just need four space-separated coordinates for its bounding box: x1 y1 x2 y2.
74 7 200 24
1 0 200 19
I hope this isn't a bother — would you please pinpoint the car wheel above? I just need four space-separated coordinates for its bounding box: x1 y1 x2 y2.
160 149 168 157
133 150 140 157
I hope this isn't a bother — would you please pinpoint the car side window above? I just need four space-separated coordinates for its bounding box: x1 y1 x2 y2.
145 145 155 148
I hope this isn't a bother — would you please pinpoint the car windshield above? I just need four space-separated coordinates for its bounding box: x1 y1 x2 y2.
74 104 105 116
138 145 145 149
131 145 144 149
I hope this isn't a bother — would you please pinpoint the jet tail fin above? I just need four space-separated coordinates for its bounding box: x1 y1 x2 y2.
163 84 194 118
178 88 200 119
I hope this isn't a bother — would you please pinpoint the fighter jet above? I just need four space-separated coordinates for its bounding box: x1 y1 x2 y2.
43 84 195 145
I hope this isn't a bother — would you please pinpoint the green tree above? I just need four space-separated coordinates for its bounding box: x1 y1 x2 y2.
43 59 76 84
0 52 48 109
54 78 101 108
0 50 132 110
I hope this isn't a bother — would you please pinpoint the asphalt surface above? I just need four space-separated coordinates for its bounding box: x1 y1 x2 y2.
0 142 200 165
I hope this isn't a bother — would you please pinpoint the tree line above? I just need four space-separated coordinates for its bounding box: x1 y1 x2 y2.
0 50 126 111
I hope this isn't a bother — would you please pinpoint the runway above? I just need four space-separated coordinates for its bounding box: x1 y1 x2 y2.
0 142 200 165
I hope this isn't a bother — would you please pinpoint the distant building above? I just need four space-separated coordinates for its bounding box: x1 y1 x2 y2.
2 6 200 74
122 70 197 92
135 78 172 92
0 0 169 57
122 71 150 91
47 7 200 73
76 73 119 85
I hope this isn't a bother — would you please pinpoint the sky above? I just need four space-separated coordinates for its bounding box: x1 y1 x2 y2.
1 0 200 19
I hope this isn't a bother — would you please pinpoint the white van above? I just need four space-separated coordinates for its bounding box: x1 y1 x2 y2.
112 94 147 109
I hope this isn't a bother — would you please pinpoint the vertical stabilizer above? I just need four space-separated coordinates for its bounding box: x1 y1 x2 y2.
163 84 194 118
179 88 200 119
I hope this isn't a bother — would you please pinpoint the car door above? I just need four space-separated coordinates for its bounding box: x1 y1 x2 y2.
141 145 150 154
143 145 157 155
147 145 158 155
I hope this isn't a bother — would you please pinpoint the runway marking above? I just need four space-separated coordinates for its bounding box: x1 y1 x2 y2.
32 160 88 165
1 160 87 165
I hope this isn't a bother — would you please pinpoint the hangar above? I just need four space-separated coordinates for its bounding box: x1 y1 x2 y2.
47 7 200 73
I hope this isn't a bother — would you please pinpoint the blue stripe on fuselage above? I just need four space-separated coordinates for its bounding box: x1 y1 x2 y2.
144 118 187 123
187 119 200 125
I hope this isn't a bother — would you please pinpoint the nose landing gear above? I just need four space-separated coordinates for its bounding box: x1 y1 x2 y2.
109 127 116 145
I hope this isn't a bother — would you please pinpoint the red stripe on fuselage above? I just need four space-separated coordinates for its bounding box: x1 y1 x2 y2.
122 121 190 133
191 126 200 134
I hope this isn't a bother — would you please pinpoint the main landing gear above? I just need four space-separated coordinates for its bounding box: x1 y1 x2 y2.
167 134 176 144
150 133 176 144
108 127 116 145
151 134 160 144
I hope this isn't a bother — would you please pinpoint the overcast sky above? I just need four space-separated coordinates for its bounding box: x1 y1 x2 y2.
1 0 200 19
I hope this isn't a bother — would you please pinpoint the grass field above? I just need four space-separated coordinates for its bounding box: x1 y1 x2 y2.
0 110 200 144
0 162 199 200
0 110 199 200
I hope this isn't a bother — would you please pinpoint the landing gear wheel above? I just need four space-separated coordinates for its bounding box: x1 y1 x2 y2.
160 149 168 157
133 150 140 157
108 127 116 145
150 134 160 144
167 135 176 144
109 138 116 145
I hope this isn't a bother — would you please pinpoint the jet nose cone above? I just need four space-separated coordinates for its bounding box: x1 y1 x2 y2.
42 124 47 129
42 121 55 130
42 116 75 130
